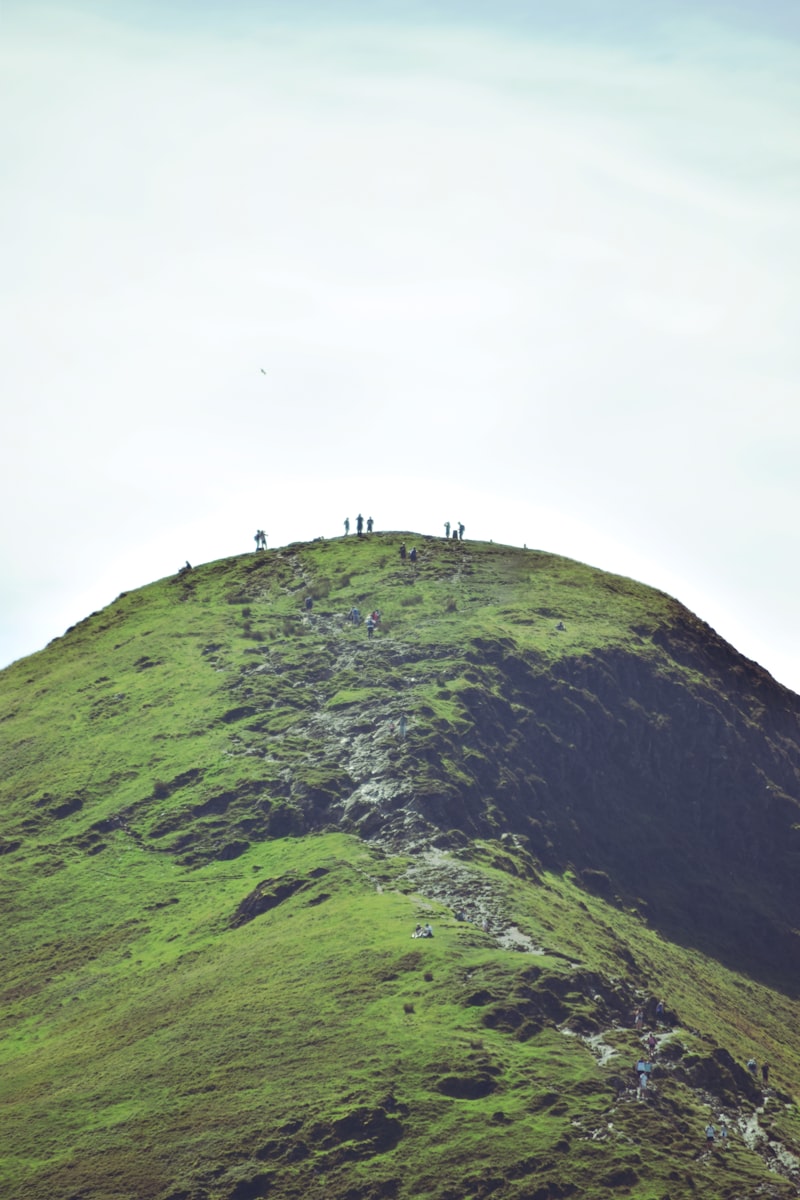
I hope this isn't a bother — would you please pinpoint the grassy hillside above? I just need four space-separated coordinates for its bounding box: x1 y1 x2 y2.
2 534 799 1199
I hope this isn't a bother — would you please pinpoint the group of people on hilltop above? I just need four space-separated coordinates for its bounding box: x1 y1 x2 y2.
250 517 466 554
344 515 374 536
343 517 464 540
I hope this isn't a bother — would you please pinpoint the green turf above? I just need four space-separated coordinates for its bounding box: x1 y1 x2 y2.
1 534 799 1199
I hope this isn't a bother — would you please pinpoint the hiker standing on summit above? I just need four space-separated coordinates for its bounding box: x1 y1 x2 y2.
356 514 364 537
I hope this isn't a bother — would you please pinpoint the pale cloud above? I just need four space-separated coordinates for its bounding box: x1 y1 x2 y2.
1 4 799 691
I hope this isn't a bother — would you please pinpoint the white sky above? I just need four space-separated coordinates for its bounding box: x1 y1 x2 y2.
2 2 799 692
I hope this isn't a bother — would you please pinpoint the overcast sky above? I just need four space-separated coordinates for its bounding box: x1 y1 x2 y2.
3 1 799 692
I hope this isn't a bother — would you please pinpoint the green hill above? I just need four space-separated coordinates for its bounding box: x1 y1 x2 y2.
2 534 799 1200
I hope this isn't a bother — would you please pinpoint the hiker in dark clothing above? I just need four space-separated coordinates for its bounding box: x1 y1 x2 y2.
409 547 417 563
400 543 406 560
458 522 464 540
366 516 374 533
444 521 450 538
356 514 364 536
762 1062 770 1086
366 615 375 637
344 517 350 535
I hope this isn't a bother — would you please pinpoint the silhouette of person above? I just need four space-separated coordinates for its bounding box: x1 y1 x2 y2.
444 521 450 538
458 522 465 540
400 543 406 560
356 514 364 537
366 516 374 533
344 518 350 535
409 547 417 563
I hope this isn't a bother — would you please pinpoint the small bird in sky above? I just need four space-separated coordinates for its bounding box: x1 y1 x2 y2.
260 368 266 374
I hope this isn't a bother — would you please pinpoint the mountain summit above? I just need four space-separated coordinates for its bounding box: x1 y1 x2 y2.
2 535 799 1200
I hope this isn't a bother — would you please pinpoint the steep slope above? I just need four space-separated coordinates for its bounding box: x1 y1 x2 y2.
1 534 799 1200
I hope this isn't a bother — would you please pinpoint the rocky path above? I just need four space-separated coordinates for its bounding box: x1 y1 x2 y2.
399 847 800 1193
558 1011 800 1191
399 848 546 954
